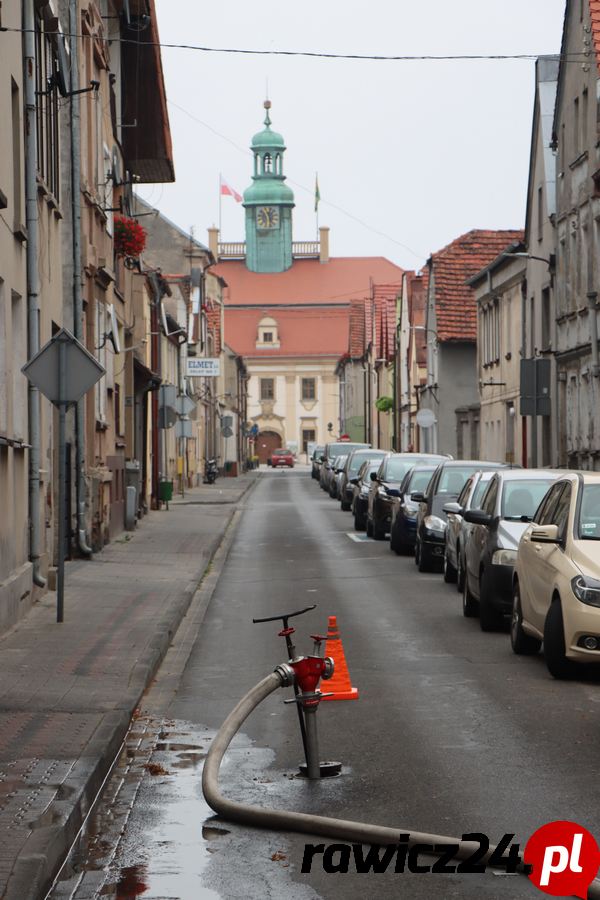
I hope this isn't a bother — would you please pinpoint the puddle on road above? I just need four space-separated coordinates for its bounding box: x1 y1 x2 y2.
50 718 320 900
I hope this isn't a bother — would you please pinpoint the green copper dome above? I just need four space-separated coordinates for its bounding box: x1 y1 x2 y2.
243 179 294 205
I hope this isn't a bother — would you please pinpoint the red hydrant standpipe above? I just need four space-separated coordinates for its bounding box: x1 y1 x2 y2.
287 654 334 779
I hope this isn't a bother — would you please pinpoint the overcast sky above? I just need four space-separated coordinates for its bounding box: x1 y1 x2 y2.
137 0 566 271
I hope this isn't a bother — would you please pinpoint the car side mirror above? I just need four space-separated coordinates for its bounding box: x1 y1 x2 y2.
410 491 426 503
349 477 359 485
464 509 493 526
443 502 463 515
530 524 561 544
319 455 325 462
386 487 401 498
370 471 378 482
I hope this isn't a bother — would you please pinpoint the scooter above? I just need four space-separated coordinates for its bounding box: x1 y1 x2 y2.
204 457 219 484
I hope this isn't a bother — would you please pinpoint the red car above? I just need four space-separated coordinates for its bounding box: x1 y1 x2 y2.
270 448 294 468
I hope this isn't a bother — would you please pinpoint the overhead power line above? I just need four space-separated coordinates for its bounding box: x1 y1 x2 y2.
0 27 587 64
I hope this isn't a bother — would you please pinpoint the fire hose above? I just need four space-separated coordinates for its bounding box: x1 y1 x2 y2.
202 666 600 897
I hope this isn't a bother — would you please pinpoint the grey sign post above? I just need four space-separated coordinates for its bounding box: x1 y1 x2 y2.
22 329 105 623
520 358 551 468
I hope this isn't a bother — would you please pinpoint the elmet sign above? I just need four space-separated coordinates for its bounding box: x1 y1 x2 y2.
186 357 220 377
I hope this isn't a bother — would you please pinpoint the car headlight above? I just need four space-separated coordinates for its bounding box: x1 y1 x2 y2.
492 549 517 566
424 515 446 533
378 487 389 497
571 575 600 608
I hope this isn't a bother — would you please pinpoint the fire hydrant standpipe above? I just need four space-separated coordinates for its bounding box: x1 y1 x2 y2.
201 668 600 899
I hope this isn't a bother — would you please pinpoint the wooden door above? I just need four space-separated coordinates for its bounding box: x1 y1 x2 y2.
257 431 281 464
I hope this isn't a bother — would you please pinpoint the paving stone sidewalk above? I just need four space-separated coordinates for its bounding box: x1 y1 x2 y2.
0 471 258 900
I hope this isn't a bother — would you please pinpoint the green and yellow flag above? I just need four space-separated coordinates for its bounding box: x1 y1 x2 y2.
314 174 320 212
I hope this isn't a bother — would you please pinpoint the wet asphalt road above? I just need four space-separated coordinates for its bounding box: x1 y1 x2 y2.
52 467 600 900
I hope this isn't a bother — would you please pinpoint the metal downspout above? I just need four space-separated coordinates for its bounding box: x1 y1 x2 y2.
70 0 92 556
25 0 46 587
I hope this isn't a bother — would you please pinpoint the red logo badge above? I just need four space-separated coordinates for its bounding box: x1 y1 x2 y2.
524 821 600 898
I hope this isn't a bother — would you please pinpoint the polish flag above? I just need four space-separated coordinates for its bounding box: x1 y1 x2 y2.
220 178 242 203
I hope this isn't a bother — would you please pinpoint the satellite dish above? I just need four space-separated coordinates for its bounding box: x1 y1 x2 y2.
416 408 435 428
106 304 121 354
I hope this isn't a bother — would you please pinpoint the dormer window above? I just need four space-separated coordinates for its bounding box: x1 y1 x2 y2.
256 315 280 348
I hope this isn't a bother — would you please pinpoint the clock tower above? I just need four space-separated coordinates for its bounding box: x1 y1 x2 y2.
243 101 295 273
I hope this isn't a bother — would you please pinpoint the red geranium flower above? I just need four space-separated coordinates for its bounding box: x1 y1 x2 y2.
114 216 147 257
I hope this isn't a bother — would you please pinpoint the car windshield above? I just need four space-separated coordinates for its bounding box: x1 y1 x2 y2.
406 467 434 493
348 451 386 475
501 478 558 520
361 463 380 482
437 466 483 495
383 457 415 481
312 447 324 459
334 455 348 468
327 442 368 459
577 484 600 539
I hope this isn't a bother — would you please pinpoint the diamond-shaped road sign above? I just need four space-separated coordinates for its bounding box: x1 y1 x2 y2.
176 394 195 416
22 328 105 405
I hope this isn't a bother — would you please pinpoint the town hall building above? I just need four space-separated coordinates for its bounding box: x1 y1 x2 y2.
209 102 403 462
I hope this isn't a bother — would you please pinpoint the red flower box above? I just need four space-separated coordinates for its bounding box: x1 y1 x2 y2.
114 216 147 258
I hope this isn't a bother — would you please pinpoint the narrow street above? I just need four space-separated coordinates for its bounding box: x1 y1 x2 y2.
51 468 600 900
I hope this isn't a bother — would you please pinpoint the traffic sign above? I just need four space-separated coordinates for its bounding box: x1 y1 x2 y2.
22 328 105 405
222 425 233 438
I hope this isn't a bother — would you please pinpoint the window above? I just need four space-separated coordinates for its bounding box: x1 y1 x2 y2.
536 482 565 525
552 483 572 539
481 478 499 516
301 378 316 401
582 89 588 149
11 79 22 231
257 316 279 347
574 96 580 158
35 12 60 199
260 378 274 401
537 186 543 242
262 332 273 343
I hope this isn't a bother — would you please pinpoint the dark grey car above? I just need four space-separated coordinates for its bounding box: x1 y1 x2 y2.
463 469 560 630
442 470 496 589
339 448 386 511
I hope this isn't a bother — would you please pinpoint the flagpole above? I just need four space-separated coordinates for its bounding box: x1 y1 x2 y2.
315 171 319 241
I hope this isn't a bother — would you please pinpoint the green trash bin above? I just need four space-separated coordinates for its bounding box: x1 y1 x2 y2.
159 480 173 502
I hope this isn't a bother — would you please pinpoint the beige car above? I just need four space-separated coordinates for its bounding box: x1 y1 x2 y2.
511 472 600 678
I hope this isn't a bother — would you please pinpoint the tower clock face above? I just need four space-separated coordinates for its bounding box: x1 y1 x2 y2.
257 206 279 229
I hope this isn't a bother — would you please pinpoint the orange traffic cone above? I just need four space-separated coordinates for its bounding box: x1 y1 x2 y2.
322 615 359 701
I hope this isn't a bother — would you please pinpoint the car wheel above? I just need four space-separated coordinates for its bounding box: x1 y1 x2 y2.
341 498 351 512
354 511 366 532
414 539 420 567
366 517 373 537
443 549 457 583
479 572 505 632
544 599 573 679
462 571 478 618
390 525 403 555
372 516 386 541
511 581 542 655
418 542 434 573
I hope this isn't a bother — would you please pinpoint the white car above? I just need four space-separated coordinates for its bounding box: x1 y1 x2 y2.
511 472 600 678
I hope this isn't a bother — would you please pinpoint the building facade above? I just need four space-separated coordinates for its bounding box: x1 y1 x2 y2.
211 103 403 461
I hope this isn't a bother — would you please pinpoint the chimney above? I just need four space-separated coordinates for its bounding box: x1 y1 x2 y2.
319 226 330 264
208 227 219 260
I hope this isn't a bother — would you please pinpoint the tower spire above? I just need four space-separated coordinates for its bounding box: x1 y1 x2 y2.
264 99 272 127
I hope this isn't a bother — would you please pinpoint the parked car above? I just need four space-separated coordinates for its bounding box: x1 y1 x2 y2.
412 460 505 573
511 472 600 678
351 460 381 531
389 465 437 554
270 448 294 468
463 469 560 630
329 455 349 499
442 470 496 589
311 445 325 480
339 449 387 511
367 453 449 540
320 441 370 490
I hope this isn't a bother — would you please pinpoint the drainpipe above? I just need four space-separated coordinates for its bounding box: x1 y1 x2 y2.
70 0 92 556
25 0 45 587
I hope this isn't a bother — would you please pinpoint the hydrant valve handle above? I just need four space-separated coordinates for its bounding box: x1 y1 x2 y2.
278 627 295 638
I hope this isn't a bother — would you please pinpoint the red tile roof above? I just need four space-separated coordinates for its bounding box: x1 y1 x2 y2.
211 257 403 306
224 307 349 359
349 297 366 358
428 229 523 342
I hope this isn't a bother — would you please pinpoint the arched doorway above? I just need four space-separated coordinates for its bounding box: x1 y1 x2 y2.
256 431 282 464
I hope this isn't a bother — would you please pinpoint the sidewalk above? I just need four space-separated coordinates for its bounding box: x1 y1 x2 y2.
0 471 259 900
